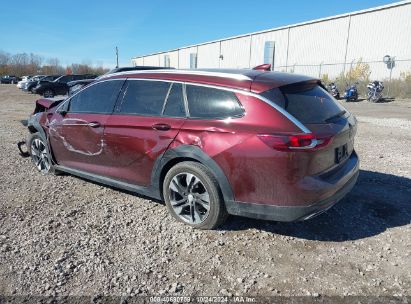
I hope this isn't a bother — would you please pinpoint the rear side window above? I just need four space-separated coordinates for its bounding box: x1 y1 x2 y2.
69 80 124 114
186 85 244 119
163 83 186 117
261 83 346 124
116 80 171 116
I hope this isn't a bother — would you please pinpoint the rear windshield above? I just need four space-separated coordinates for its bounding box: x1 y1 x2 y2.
261 83 347 124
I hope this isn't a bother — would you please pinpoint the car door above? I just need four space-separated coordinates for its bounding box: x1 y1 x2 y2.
103 79 187 186
48 79 125 175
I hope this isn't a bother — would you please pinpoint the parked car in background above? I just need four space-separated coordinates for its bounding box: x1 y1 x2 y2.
23 75 61 93
17 76 33 88
1 75 21 84
21 75 46 91
33 74 97 97
67 79 95 96
24 67 359 229
65 66 173 96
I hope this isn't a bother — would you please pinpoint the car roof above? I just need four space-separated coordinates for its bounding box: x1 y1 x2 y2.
100 68 317 93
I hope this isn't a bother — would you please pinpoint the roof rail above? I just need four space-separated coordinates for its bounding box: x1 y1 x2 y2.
99 69 252 81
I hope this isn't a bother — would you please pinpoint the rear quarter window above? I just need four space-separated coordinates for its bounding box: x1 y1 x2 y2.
261 83 346 124
186 85 244 119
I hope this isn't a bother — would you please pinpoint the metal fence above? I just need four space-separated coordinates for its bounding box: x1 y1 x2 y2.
275 58 411 98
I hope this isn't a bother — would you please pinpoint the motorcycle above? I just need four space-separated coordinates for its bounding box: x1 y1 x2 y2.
343 82 359 102
327 82 340 99
367 80 384 102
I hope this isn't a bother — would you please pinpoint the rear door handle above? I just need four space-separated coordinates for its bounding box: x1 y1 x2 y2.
88 122 101 128
152 123 171 131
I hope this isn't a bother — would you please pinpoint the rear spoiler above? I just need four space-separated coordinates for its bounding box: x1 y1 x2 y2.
253 64 272 71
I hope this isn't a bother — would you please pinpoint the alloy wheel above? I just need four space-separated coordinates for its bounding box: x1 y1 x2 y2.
30 138 51 174
44 90 53 98
168 172 210 224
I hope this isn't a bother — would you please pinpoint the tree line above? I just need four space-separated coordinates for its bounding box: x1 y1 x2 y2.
0 50 110 76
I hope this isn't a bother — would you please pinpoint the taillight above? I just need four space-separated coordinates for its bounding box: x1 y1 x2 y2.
258 133 332 151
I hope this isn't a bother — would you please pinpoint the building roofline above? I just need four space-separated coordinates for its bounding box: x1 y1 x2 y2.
132 0 411 59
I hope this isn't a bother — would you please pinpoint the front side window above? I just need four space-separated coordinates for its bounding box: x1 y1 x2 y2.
116 80 171 116
185 85 244 119
68 80 124 114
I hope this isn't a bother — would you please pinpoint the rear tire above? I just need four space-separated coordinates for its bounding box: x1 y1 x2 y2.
163 161 228 229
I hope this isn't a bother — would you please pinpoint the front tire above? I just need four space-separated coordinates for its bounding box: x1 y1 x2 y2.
163 161 228 229
28 133 55 175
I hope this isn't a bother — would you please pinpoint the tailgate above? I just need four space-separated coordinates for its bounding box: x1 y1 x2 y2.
305 113 357 175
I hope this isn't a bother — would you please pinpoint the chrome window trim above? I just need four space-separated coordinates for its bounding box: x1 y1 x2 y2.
182 83 190 117
251 93 311 134
160 83 174 115
56 76 310 134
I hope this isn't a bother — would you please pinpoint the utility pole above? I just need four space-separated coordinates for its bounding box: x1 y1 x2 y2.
115 46 119 68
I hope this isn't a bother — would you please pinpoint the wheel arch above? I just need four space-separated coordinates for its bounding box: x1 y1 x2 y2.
27 117 59 164
151 145 235 203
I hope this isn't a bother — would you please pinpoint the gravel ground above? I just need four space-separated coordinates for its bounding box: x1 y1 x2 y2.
0 85 410 299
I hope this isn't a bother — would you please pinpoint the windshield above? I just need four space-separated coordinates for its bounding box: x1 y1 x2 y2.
261 83 348 124
42 76 55 81
53 76 64 82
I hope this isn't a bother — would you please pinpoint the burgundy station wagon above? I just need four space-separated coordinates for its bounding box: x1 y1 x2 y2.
24 67 359 229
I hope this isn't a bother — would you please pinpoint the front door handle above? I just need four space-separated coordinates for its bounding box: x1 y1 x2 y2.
152 123 171 131
88 122 101 128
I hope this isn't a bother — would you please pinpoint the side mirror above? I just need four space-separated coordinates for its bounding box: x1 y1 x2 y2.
57 109 67 116
57 101 69 116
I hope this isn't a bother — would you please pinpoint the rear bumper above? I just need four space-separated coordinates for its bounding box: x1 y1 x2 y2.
226 152 359 222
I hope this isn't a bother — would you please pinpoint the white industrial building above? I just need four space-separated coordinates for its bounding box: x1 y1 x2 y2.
132 1 411 79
